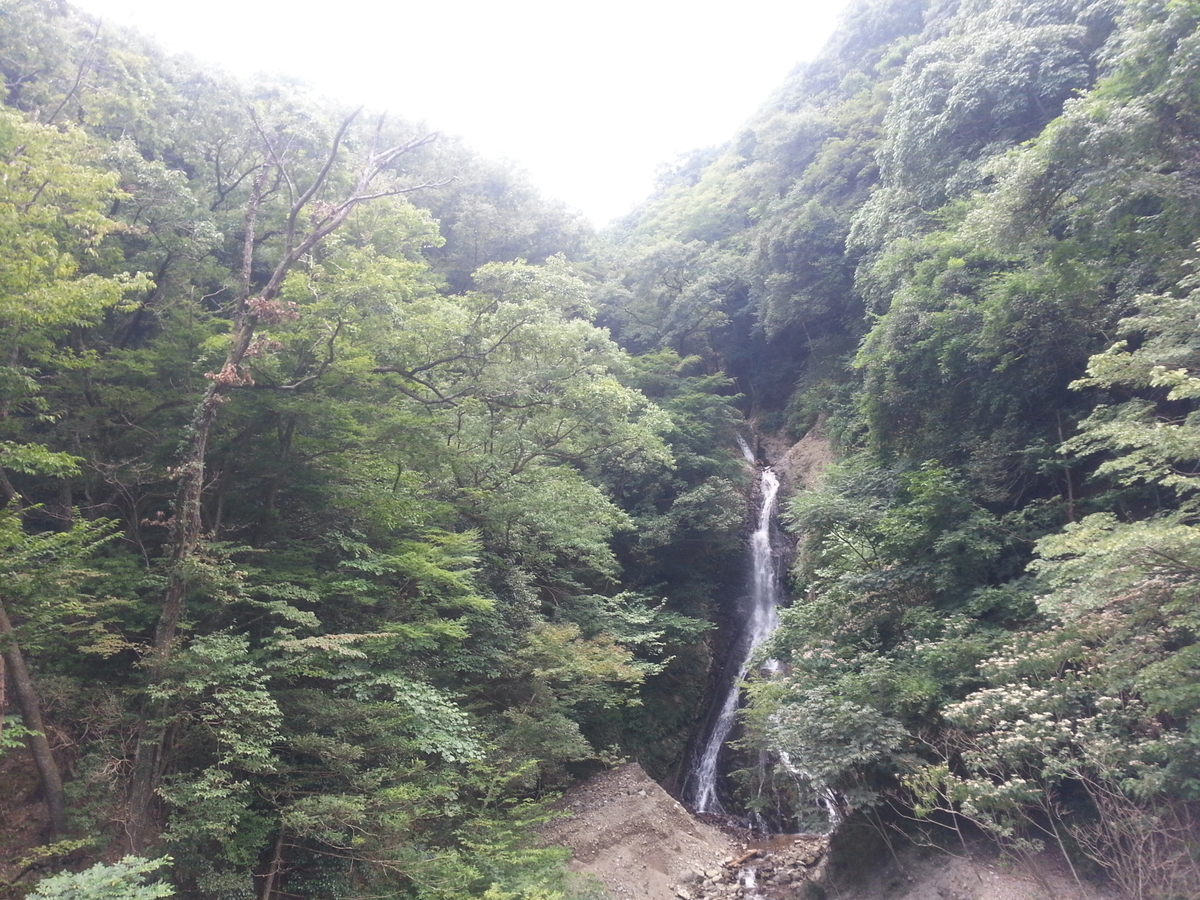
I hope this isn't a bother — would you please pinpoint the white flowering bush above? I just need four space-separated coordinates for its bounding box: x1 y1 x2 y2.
906 512 1200 898
738 462 1015 828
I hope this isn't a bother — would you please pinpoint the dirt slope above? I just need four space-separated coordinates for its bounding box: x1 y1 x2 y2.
541 764 1119 900
826 842 1111 900
541 763 735 900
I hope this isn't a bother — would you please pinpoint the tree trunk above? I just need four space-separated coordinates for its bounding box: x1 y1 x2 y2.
126 167 267 853
0 599 68 836
125 116 437 850
264 414 297 516
127 317 247 851
259 829 286 900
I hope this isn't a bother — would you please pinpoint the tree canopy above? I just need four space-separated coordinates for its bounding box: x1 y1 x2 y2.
4 0 1200 898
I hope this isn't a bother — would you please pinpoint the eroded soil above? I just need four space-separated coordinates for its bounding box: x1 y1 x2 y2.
540 763 1119 900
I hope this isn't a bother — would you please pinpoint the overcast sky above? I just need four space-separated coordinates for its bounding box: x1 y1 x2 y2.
72 0 854 225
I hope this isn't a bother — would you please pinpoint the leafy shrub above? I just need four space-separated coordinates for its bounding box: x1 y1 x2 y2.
29 857 174 900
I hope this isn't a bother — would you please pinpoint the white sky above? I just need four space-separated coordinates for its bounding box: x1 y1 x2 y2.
72 0 854 225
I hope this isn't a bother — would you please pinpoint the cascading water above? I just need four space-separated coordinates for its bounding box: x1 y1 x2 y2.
684 440 785 817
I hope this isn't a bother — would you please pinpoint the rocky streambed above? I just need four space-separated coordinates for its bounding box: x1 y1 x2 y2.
670 834 829 900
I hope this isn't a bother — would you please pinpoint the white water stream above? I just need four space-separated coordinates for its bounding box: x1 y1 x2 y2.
685 447 784 815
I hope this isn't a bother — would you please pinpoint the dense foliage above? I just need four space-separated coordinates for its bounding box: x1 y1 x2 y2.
605 0 1200 895
4 0 1200 898
0 2 744 898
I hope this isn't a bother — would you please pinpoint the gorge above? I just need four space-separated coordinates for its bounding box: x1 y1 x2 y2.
2 0 1200 898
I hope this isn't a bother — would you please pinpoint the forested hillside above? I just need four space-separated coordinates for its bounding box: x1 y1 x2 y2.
0 1 746 896
1 0 1199 898
606 0 1200 896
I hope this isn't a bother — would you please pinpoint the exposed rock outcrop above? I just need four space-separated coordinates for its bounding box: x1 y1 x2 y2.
759 426 833 496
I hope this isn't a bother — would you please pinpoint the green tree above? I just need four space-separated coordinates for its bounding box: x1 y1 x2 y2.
128 107 438 850
0 105 146 837
30 857 174 900
0 507 118 836
0 107 149 505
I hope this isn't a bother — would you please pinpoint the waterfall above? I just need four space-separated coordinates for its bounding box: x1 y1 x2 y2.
736 434 757 464
684 456 784 816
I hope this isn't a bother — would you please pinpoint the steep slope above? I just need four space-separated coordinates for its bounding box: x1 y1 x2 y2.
541 764 734 900
607 0 1200 894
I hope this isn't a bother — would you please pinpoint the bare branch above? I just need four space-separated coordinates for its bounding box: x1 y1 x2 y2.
275 320 346 391
249 106 296 205
46 19 101 125
290 107 362 226
340 179 451 204
238 165 271 308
